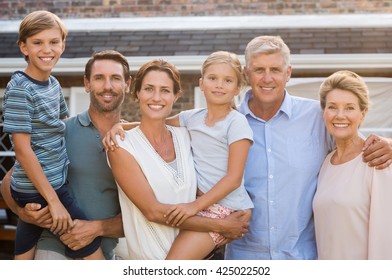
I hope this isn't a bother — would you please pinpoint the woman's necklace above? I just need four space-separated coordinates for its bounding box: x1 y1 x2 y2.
147 129 170 160
137 126 184 189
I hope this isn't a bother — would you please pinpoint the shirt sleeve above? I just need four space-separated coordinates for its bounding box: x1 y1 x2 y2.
3 86 33 134
59 87 69 119
227 112 253 145
179 108 200 128
368 166 392 259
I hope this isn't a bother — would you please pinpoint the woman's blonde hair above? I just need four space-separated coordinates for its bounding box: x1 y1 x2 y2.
319 70 370 111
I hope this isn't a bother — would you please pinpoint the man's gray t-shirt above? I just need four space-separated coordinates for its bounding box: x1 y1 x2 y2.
37 111 121 260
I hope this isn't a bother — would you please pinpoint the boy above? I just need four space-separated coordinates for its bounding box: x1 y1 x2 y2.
2 10 103 260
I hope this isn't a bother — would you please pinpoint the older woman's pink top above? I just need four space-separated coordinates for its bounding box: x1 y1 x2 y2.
313 151 392 260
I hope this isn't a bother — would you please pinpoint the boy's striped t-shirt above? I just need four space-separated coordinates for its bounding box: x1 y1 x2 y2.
3 71 69 193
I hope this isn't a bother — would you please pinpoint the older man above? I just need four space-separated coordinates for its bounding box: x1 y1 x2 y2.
225 35 392 260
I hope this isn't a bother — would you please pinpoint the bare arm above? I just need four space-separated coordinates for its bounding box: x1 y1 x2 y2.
1 163 124 250
102 122 139 151
165 139 252 226
60 214 124 250
179 209 249 240
0 167 52 228
103 115 181 151
107 147 248 239
13 133 73 234
362 134 392 169
165 113 180 127
1 168 19 214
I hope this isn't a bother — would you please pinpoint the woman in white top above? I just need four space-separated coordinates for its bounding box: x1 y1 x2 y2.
106 59 248 259
313 70 392 259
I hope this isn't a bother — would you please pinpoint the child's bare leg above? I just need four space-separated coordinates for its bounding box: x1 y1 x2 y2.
166 230 216 260
14 246 35 260
83 247 105 260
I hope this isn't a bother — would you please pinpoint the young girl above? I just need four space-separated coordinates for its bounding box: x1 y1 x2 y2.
104 51 253 259
164 51 253 259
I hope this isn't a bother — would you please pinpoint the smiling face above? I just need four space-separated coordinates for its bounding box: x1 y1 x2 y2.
199 62 240 107
84 59 129 114
137 70 177 121
323 88 367 141
19 27 65 81
244 52 292 118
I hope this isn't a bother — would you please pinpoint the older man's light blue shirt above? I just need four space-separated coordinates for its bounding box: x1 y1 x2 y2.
225 90 333 260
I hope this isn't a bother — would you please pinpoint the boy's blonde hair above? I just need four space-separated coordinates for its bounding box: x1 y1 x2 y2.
18 10 68 61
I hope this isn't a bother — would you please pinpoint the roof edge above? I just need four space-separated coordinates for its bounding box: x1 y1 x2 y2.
1 54 392 76
1 14 392 32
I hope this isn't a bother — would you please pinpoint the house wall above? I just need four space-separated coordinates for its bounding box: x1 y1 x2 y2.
1 0 392 19
1 1 391 121
0 72 200 122
2 1 392 182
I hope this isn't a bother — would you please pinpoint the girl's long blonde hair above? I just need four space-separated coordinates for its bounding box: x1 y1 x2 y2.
201 51 246 109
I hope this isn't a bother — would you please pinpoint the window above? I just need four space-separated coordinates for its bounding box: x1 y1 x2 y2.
0 89 15 181
0 87 88 182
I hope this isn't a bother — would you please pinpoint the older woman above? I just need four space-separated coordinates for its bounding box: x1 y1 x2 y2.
107 59 248 259
313 70 392 259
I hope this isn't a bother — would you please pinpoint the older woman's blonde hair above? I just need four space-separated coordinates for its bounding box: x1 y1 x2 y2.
319 70 370 111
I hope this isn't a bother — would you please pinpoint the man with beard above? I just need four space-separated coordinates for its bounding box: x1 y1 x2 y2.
1 50 130 259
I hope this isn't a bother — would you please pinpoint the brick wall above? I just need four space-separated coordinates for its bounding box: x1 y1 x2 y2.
0 72 199 122
1 0 392 20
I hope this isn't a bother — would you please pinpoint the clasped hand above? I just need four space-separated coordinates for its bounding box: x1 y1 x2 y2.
164 202 199 227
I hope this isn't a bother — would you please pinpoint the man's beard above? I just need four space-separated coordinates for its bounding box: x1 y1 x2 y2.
91 90 123 113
